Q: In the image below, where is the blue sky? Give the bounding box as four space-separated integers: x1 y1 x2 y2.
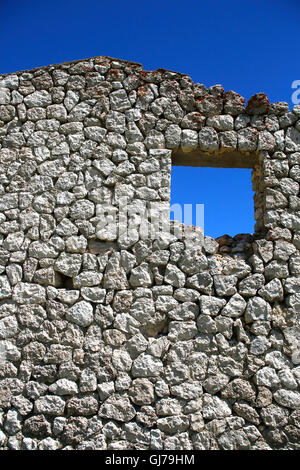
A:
2 0 299 238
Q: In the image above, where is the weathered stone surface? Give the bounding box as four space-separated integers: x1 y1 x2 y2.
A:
202 395 232 420
23 415 51 438
273 390 300 409
164 264 185 287
169 320 198 341
237 128 258 150
224 91 245 115
66 396 99 416
66 301 94 327
200 295 226 316
0 276 12 300
203 373 229 394
0 55 299 451
186 272 213 294
34 396 65 416
221 294 246 318
81 287 106 303
29 241 59 259
112 349 132 371
99 394 136 422
24 90 52 108
129 263 153 287
214 275 237 296
246 93 269 115
165 124 181 148
103 253 128 289
129 379 155 405
256 367 280 388
54 253 82 277
0 316 18 339
70 200 95 220
245 297 271 322
157 415 189 434
238 274 265 297
132 353 164 377
12 282 46 304
265 351 291 370
198 127 219 150
260 404 289 428
233 402 260 425
49 379 79 396
73 271 103 288
170 382 203 400
181 130 198 152
258 278 283 302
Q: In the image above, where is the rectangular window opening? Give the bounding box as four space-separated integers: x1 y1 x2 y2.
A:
170 164 256 241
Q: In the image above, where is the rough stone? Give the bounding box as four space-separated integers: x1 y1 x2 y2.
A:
66 301 94 327
99 394 136 422
0 55 299 451
34 396 65 416
202 395 232 420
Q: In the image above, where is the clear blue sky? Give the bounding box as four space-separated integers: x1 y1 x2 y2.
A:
2 0 299 238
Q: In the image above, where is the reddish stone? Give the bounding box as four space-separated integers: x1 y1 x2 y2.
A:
224 91 246 115
215 234 233 246
246 93 270 115
209 84 224 97
234 233 254 243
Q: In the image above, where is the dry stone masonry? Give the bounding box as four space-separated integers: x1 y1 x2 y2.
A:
0 56 300 450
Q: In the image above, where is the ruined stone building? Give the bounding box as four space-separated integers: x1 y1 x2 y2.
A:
0 56 300 450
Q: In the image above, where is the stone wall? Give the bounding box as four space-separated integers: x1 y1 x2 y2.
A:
0 56 300 450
